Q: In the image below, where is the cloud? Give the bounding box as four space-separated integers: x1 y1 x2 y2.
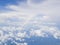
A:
29 26 60 39
16 42 28 45
0 0 60 44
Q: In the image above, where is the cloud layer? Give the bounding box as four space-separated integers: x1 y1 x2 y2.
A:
0 0 60 45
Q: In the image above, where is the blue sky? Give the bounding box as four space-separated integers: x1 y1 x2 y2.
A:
0 0 27 6
0 0 60 45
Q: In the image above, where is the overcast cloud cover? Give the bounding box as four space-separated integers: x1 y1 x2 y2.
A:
0 0 60 45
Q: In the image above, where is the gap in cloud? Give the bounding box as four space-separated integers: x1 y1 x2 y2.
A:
0 0 27 6
0 6 14 13
0 0 27 12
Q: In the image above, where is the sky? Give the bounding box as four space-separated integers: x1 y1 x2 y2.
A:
0 0 60 45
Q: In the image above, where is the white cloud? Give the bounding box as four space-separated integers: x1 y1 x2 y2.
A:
30 29 48 37
29 26 60 39
16 32 27 38
0 0 60 44
16 43 28 45
53 31 60 39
